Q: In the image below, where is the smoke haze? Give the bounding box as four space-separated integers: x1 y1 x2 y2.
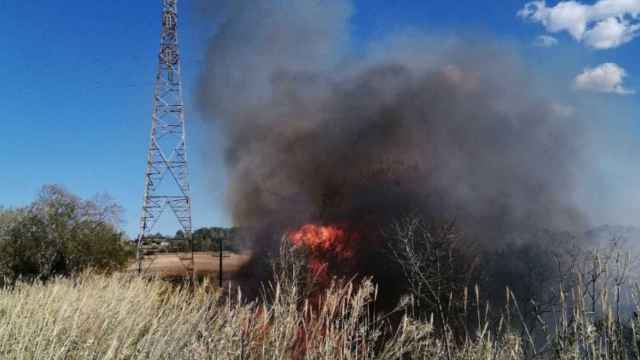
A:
197 0 590 248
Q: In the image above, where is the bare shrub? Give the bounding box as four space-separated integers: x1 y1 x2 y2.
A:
385 215 480 336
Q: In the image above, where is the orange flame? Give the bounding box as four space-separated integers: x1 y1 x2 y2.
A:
287 224 364 358
288 224 360 284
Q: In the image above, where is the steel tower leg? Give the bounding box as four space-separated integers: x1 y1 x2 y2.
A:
137 0 192 275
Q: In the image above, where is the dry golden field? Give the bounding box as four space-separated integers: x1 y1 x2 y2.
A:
127 251 251 281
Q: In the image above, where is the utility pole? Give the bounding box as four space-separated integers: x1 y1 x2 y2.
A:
219 236 223 287
137 0 193 275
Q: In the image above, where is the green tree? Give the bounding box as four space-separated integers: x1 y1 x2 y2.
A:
191 227 238 252
0 185 132 283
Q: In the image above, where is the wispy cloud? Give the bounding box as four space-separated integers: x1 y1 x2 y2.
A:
534 34 559 47
574 63 635 95
519 0 640 49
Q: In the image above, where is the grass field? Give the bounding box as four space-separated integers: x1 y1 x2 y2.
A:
126 251 251 282
2 269 639 359
0 271 484 359
0 249 638 359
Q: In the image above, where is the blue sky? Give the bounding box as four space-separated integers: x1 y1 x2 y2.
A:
1 0 639 236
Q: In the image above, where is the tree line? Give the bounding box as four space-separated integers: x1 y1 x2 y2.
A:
141 227 240 253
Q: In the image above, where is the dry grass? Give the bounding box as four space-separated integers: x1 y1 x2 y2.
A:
0 271 481 359
0 268 639 358
126 251 250 280
0 272 385 359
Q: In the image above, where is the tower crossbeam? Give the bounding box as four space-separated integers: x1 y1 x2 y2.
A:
137 0 192 273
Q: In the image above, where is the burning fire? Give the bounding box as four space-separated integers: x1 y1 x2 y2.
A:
288 224 360 284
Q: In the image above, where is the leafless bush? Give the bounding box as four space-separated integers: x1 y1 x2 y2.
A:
385 215 480 337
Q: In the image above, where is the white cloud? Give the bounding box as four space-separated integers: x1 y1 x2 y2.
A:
583 16 640 48
574 63 635 94
534 34 560 46
519 0 640 49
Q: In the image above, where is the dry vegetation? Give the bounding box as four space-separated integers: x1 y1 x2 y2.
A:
1 246 640 359
127 252 250 280
3 189 640 358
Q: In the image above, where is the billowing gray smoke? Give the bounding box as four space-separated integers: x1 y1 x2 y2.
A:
197 0 588 247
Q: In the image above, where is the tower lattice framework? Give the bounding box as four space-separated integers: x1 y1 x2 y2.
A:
137 0 192 271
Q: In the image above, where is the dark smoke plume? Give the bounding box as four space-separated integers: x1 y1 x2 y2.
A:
198 0 586 233
196 0 594 302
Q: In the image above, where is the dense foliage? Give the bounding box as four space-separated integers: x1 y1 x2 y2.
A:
0 185 133 284
192 227 240 252
142 227 240 253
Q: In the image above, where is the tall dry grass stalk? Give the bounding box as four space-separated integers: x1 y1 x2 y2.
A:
0 267 639 359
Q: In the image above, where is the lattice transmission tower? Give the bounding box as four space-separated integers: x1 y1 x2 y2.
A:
137 0 192 272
